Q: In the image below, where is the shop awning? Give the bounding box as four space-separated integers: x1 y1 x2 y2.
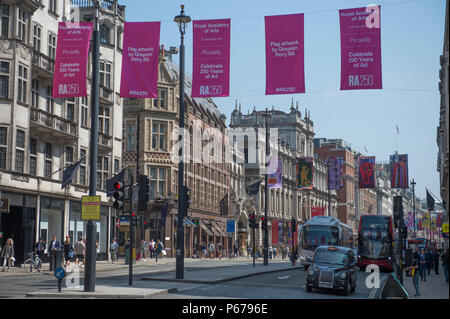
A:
212 221 230 237
199 220 214 236
174 215 195 227
203 220 221 237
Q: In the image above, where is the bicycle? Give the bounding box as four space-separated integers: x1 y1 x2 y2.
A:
24 251 42 273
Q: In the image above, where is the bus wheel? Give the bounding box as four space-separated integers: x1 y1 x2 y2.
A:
306 285 312 292
304 265 309 271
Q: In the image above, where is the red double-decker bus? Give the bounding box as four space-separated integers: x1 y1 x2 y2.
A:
357 215 395 271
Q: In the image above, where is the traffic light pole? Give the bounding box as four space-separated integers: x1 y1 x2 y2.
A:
252 225 256 268
84 1 100 293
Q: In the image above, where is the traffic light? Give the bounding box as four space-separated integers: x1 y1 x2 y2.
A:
291 218 297 233
131 212 137 226
138 175 149 212
249 213 256 228
184 186 191 210
113 181 124 210
261 216 267 230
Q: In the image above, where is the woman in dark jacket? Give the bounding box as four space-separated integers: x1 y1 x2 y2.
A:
63 236 74 267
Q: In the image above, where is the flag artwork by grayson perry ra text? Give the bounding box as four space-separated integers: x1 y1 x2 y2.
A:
265 13 305 95
339 6 382 90
296 157 313 189
52 22 93 98
358 156 376 189
390 154 408 188
192 19 231 97
120 22 160 98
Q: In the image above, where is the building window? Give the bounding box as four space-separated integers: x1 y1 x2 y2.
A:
126 124 136 151
100 24 110 44
0 61 9 99
49 0 57 14
30 138 37 176
148 167 167 199
153 88 167 109
0 127 7 170
46 86 54 113
48 33 56 60
18 9 26 41
44 142 52 178
17 65 28 103
97 156 109 190
151 122 167 151
66 98 75 122
15 130 25 173
66 147 73 164
114 158 120 173
1 5 10 37
79 149 86 185
33 24 41 51
31 79 39 108
98 107 110 134
100 62 111 89
80 96 88 127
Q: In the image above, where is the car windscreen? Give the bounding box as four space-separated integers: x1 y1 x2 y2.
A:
302 225 339 251
359 230 392 259
314 250 347 266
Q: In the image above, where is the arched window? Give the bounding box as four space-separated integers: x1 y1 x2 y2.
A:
100 24 110 44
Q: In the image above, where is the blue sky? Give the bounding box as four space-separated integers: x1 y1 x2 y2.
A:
120 0 446 200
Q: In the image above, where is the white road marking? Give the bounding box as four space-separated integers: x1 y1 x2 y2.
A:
278 276 291 280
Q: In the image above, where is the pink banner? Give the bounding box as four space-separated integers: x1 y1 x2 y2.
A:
340 6 382 90
265 14 305 95
192 19 230 97
120 22 160 98
52 22 93 98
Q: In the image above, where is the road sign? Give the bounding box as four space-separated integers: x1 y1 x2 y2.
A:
227 219 235 233
0 199 10 213
81 196 101 221
54 267 66 279
443 223 449 234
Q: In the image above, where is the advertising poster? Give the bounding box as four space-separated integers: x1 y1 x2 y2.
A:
328 157 344 190
358 156 376 188
268 156 282 188
192 19 230 97
296 157 313 189
52 22 93 98
390 154 409 188
311 207 325 218
265 13 305 95
120 22 160 98
339 6 382 90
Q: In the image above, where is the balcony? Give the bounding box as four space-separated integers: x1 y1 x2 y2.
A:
32 51 55 79
30 108 78 141
70 0 126 19
99 86 114 105
98 132 113 153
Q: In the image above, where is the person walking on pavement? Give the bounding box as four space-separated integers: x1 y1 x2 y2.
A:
74 237 85 267
34 237 46 261
1 238 14 272
419 249 427 281
425 248 433 276
407 251 421 297
233 243 239 259
149 239 155 259
110 238 118 264
48 235 61 271
273 246 277 259
432 248 440 274
442 248 449 284
139 239 146 261
209 242 215 260
63 236 74 268
155 239 163 262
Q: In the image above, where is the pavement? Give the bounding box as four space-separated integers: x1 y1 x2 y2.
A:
402 270 449 299
1 256 302 298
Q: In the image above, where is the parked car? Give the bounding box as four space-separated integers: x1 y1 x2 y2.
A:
306 245 358 296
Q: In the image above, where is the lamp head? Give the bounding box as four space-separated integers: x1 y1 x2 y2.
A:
174 5 191 34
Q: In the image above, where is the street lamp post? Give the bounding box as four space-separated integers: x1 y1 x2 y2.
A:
262 109 270 266
174 5 191 280
84 0 100 292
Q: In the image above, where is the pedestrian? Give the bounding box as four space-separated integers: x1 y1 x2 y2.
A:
202 242 207 259
139 239 146 261
217 242 223 260
290 249 299 266
34 237 46 260
441 248 449 284
246 246 250 258
407 251 421 297
74 237 85 267
1 238 14 272
63 236 74 268
425 248 433 276
233 243 238 259
209 242 215 260
48 235 61 271
110 238 118 264
419 249 427 281
432 248 440 274
273 246 277 259
269 246 273 259
155 239 163 261
149 239 155 259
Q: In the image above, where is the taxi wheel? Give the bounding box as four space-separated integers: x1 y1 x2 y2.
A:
343 280 351 296
304 265 309 270
306 285 312 293
351 280 356 292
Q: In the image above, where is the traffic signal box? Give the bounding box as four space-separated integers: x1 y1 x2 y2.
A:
261 216 267 230
138 175 149 212
113 181 124 210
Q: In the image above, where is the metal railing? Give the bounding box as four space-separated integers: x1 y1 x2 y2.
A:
99 86 114 104
70 0 124 18
98 132 112 148
32 51 55 74
30 108 78 137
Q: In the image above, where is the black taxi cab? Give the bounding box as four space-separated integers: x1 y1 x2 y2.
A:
306 245 357 296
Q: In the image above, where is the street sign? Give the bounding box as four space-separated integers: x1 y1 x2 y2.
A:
443 223 449 234
81 196 101 221
0 198 10 213
54 267 66 279
227 219 235 233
